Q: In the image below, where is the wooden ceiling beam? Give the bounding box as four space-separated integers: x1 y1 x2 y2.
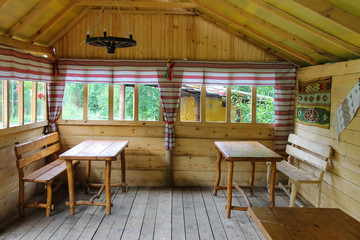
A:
47 6 91 47
191 8 301 65
5 0 50 37
77 0 197 9
253 0 360 56
291 0 360 35
30 0 81 43
90 9 196 15
216 0 342 62
191 1 317 65
0 34 53 55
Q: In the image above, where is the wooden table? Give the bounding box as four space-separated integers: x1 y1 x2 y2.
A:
59 139 128 215
213 141 283 218
248 207 360 240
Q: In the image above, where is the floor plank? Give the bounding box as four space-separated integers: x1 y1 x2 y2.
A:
1 186 301 240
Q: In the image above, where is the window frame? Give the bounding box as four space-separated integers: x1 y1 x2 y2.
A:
58 83 274 127
0 79 47 130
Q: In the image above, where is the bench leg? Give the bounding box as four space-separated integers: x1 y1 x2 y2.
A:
46 183 52 217
266 163 271 192
316 182 323 208
19 179 25 217
289 182 298 207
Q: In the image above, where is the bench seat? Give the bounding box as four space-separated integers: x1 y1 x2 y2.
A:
23 159 79 183
277 161 319 183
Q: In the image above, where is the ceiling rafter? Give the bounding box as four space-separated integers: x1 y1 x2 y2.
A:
215 0 342 62
0 34 52 55
190 1 317 65
253 0 360 57
47 6 91 47
77 0 197 9
30 0 81 43
291 0 360 35
5 0 50 37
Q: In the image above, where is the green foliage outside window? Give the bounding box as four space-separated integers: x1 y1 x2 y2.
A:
256 86 275 124
9 80 19 126
113 85 134 120
62 83 84 120
139 85 159 121
88 84 109 120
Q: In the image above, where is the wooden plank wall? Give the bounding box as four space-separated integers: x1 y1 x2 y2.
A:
57 122 278 188
53 10 279 61
0 124 46 222
295 58 360 221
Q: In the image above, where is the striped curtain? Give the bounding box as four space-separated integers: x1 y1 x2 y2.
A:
0 45 63 132
157 67 183 150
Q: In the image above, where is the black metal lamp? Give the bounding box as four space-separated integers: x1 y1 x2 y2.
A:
85 0 136 54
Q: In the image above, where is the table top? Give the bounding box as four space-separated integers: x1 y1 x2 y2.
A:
214 141 283 162
59 139 129 161
248 207 360 240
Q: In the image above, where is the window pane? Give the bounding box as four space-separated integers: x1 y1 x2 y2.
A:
0 80 3 128
114 85 134 120
37 82 45 121
9 80 19 127
206 85 226 122
24 81 33 124
62 83 84 120
256 86 275 124
88 83 109 120
180 85 200 122
231 86 252 123
139 85 159 121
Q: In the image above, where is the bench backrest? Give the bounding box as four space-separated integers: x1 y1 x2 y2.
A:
286 134 333 171
15 132 61 169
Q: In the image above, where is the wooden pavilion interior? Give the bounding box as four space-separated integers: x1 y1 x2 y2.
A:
0 0 360 239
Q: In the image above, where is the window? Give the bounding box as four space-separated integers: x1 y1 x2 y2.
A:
256 86 275 123
62 83 84 120
180 85 200 122
231 86 252 123
206 85 226 122
88 83 109 120
0 80 47 129
114 84 134 120
138 85 159 121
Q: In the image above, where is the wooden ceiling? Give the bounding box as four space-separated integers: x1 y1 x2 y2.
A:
0 0 360 67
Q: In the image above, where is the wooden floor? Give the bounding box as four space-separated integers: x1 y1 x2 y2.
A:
0 186 303 240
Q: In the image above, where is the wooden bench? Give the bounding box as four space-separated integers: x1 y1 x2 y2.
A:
267 133 333 207
14 132 78 217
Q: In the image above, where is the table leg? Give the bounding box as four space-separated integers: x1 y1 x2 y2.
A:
213 150 222 196
66 160 75 215
270 161 276 207
227 161 234 218
121 150 126 192
105 161 112 215
249 161 255 196
86 161 91 194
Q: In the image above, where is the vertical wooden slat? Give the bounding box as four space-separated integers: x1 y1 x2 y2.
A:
251 86 257 123
109 84 114 121
226 86 231 123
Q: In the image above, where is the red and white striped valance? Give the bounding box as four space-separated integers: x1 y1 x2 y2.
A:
0 45 53 82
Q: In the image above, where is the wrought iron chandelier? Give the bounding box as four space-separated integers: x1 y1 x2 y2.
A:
86 0 136 54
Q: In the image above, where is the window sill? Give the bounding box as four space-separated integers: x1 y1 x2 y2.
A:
0 121 48 136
